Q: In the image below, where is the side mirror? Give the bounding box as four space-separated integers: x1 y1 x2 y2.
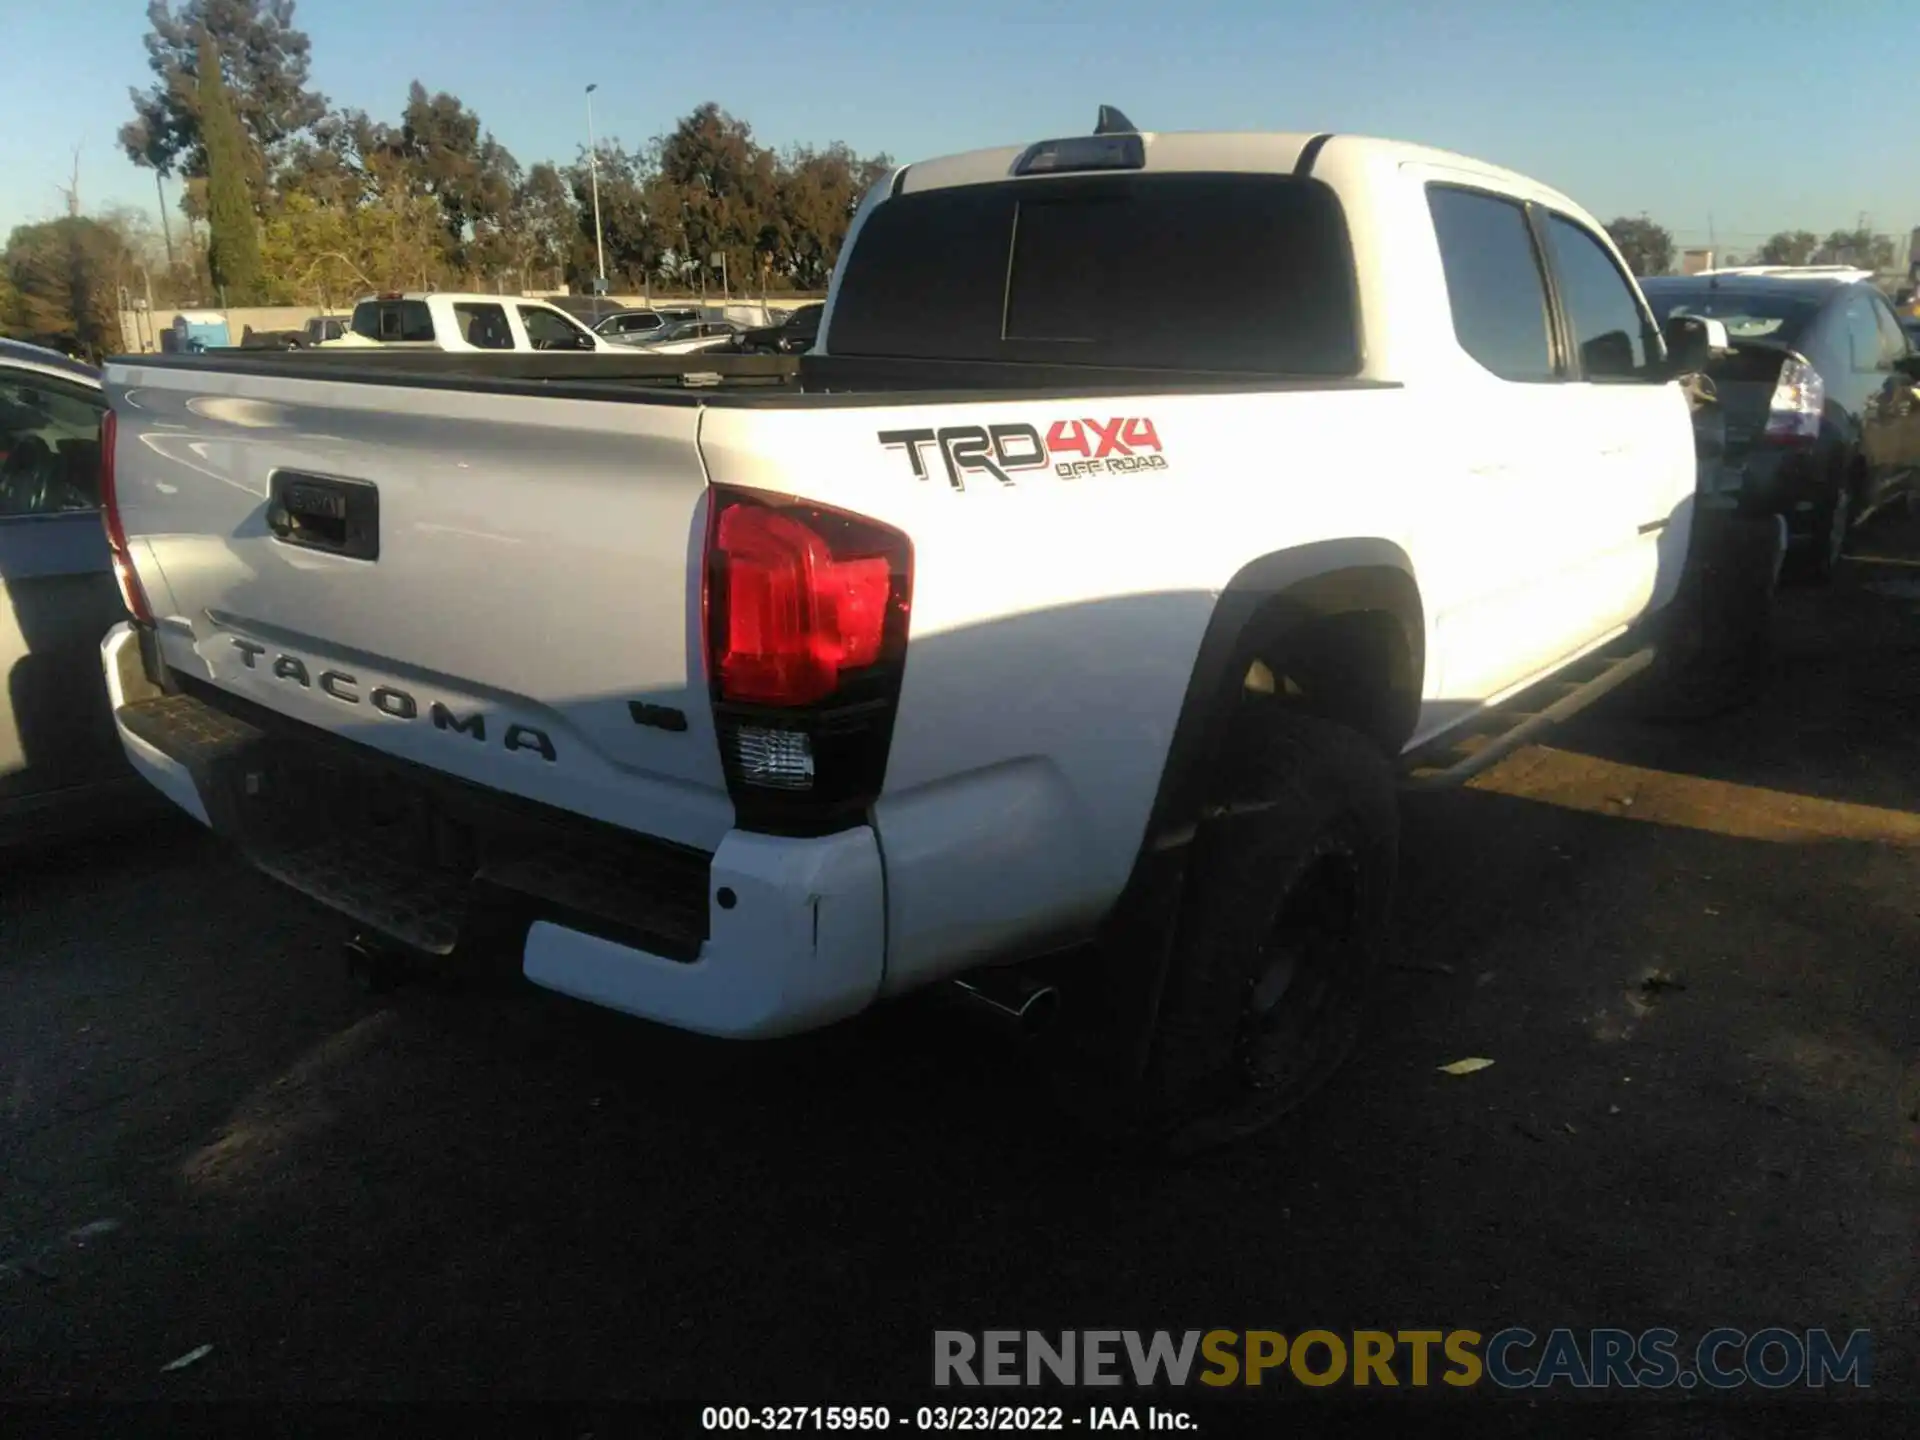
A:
1895 353 1920 384
1662 314 1730 376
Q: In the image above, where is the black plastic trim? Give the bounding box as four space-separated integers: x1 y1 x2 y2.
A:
157 672 713 960
267 470 380 561
1012 132 1146 176
1294 132 1335 176
1425 181 1572 382
107 347 1401 409
1088 552 1426 1078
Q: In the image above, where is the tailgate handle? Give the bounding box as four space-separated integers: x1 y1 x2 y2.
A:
266 471 380 561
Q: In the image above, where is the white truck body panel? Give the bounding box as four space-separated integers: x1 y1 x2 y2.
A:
114 365 734 851
103 129 1701 1036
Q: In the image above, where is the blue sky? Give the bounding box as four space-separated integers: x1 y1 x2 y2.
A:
3 0 1914 251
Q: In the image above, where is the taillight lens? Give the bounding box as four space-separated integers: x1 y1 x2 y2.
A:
97 409 154 623
1762 357 1823 446
712 503 893 704
705 486 912 833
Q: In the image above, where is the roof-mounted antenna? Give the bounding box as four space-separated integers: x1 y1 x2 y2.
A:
1093 105 1137 136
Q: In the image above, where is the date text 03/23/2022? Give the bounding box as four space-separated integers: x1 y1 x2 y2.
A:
701 1405 1192 1432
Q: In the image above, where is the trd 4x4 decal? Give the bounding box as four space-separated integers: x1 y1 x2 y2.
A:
878 418 1167 491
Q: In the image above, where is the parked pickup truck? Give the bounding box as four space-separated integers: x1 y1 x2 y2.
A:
238 314 351 350
319 292 621 352
99 117 1720 1147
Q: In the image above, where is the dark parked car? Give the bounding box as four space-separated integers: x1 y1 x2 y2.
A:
1642 275 1920 579
593 308 667 343
0 340 156 842
734 302 824 354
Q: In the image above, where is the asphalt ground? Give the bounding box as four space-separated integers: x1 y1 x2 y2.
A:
4 513 1920 1432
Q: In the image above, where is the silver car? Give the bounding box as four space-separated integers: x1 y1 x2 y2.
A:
0 339 156 842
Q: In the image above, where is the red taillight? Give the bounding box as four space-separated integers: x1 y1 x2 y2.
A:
704 487 912 831
707 490 907 706
98 409 154 623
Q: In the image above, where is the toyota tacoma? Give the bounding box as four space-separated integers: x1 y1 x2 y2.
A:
98 113 1719 1146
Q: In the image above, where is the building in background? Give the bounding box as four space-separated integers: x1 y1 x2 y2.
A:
1679 248 1717 276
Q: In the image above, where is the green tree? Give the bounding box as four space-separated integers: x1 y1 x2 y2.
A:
654 104 781 294
200 35 263 301
120 0 326 195
2 219 132 360
1603 215 1674 278
1818 228 1895 272
773 143 892 290
258 186 447 303
1759 230 1820 266
561 145 668 290
365 83 522 276
273 109 374 208
510 162 583 290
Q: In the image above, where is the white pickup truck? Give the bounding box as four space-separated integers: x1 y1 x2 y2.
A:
320 292 621 352
99 118 1722 1146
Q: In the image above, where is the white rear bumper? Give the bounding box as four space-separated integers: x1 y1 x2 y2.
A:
522 826 886 1038
101 621 888 1039
103 622 209 826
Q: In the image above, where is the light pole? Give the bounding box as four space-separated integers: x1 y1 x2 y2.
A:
585 83 607 299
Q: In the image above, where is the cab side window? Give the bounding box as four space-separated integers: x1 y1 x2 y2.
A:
1542 215 1657 381
520 306 594 351
453 302 513 350
1427 185 1558 383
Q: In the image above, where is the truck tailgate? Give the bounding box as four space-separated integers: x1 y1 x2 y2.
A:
106 363 732 853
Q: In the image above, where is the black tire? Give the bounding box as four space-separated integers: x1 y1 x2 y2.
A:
1796 464 1857 586
1133 709 1398 1154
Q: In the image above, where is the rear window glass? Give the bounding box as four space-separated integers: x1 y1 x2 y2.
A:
829 174 1360 374
1638 285 1820 343
351 301 434 343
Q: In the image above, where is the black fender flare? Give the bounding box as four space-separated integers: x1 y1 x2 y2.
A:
1144 539 1425 848
1069 541 1425 1081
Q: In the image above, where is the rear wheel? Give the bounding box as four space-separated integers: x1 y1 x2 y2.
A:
1800 464 1859 585
1132 710 1397 1154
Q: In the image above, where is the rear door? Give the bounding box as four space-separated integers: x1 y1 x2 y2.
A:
1536 210 1695 627
0 366 128 811
1415 177 1619 704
